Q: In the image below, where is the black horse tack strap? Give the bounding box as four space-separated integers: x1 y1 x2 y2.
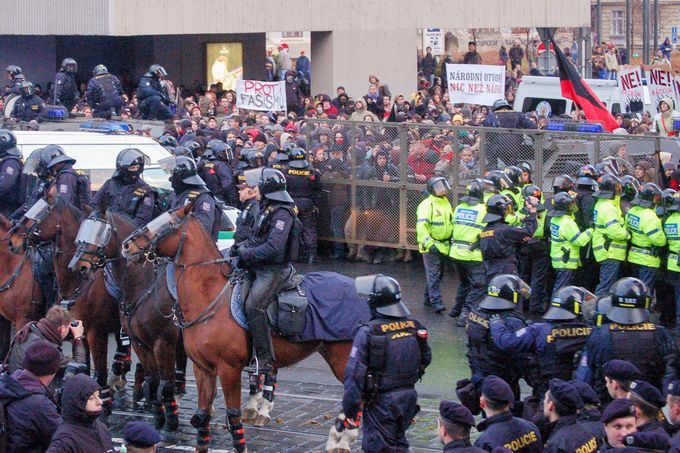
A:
171 278 231 330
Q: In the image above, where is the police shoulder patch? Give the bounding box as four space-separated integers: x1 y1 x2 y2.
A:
59 184 68 194
275 219 285 230
5 166 14 175
515 327 527 337
201 201 211 211
143 196 153 207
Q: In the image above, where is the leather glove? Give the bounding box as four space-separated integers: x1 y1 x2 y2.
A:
489 314 503 326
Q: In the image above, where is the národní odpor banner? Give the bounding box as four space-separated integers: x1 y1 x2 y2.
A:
445 64 505 106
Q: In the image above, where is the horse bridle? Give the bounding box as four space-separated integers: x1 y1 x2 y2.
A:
124 210 187 264
70 211 121 272
7 198 53 247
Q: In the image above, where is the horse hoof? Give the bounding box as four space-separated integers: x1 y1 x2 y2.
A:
242 407 258 423
253 414 271 427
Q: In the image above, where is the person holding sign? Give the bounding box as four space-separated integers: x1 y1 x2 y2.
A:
652 97 680 137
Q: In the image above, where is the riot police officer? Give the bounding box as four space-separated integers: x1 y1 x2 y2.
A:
580 277 678 402
51 58 79 113
502 166 524 211
137 64 173 121
518 184 550 314
482 99 536 169
165 155 219 240
199 140 237 207
12 82 45 122
466 274 531 400
86 64 124 119
235 169 299 375
480 194 538 281
340 274 431 452
91 148 155 227
573 165 599 292
664 194 680 333
285 147 322 264
158 134 178 153
5 65 23 95
44 146 90 210
231 168 262 246
417 176 454 314
0 130 24 217
542 379 597 452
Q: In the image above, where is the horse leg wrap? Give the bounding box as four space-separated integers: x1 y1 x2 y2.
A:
100 386 112 417
262 373 277 403
144 377 165 429
191 409 211 448
227 408 247 453
175 369 186 394
158 380 179 431
112 350 131 377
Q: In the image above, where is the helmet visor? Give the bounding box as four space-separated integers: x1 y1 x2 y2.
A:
518 279 532 300
244 168 264 187
497 174 512 190
75 219 112 247
431 179 451 197
355 275 379 297
158 156 177 174
23 149 42 175
145 212 174 236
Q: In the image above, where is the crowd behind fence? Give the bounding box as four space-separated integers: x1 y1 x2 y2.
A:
303 118 680 251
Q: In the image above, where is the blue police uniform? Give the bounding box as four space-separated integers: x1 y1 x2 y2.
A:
480 215 537 281
137 75 172 121
86 73 124 118
199 160 237 207
48 164 90 209
8 77 22 95
671 430 680 451
285 164 322 262
232 198 259 245
52 72 79 113
171 187 218 241
574 187 598 291
577 408 606 441
12 94 44 122
91 177 155 227
543 414 598 453
0 155 23 216
342 317 431 452
443 440 486 452
474 412 542 452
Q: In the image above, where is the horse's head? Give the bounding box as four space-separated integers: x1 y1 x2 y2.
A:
122 203 193 264
8 187 61 253
68 204 117 278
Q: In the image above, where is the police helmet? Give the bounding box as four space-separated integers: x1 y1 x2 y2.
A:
667 192 680 212
521 184 542 201
5 65 21 77
148 64 168 78
483 194 513 223
633 182 662 208
288 147 309 169
593 174 622 199
0 130 20 158
593 296 612 326
92 64 109 77
19 81 34 97
42 145 75 171
461 178 494 206
211 141 234 162
548 191 576 217
487 170 513 191
594 161 619 179
158 134 178 149
171 155 205 186
258 168 293 203
183 140 203 159
427 176 451 197
172 146 195 159
60 58 77 73
479 274 531 310
245 149 265 169
553 174 575 194
275 150 290 164
281 142 296 153
504 166 523 186
517 161 532 176
545 286 595 321
607 277 650 325
620 175 641 202
204 139 223 160
355 274 410 318
113 148 148 179
576 165 599 187
492 99 511 112
658 188 677 216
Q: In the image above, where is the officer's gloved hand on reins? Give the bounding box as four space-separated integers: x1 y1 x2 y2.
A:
489 314 503 326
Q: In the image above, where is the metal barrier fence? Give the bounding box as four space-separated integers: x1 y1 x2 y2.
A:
303 118 680 251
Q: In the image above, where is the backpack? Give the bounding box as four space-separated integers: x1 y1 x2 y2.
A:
0 373 35 453
74 170 92 207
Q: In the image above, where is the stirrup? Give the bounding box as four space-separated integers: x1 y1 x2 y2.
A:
243 356 273 375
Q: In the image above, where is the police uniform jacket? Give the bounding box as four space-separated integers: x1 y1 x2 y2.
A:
233 198 259 245
171 187 218 241
474 412 542 453
543 415 598 453
637 419 671 440
575 188 596 230
200 159 236 206
12 94 45 122
91 177 155 227
53 72 79 106
239 202 295 266
670 429 680 452
0 155 22 215
443 439 486 452
48 164 87 209
137 76 164 102
285 165 322 213
577 408 606 441
479 215 537 272
86 74 123 107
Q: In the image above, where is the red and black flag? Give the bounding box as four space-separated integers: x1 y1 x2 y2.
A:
550 34 619 132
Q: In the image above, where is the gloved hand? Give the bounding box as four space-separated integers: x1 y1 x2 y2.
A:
489 314 503 326
428 244 439 255
229 244 239 257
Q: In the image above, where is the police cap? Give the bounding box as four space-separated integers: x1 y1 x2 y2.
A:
123 420 160 448
568 380 600 407
629 380 665 409
667 380 680 397
438 400 475 428
604 359 641 382
548 378 583 414
481 375 514 405
600 398 636 424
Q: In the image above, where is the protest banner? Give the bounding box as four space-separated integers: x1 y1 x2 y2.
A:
646 65 678 108
445 64 505 106
236 80 286 111
617 65 645 114
423 29 445 55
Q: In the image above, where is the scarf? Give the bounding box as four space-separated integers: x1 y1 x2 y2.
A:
15 318 63 346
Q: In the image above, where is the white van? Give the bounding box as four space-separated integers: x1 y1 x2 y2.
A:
514 75 654 117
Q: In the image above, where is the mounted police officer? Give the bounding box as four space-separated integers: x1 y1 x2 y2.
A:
86 64 124 119
580 277 678 402
165 155 219 241
51 58 79 114
137 64 173 121
338 274 431 452
231 168 262 246
5 65 23 95
0 130 24 217
12 81 45 122
234 169 300 376
199 140 237 207
44 146 90 210
285 147 322 264
91 148 155 227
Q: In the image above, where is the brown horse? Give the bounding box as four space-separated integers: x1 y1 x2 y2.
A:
70 205 185 434
7 194 131 410
0 214 42 358
122 204 354 453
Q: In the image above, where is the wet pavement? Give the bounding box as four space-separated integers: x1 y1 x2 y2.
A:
104 255 475 452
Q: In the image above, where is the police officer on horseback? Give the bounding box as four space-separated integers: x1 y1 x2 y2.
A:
336 274 431 452
91 148 155 227
86 64 124 119
234 169 300 376
0 130 24 217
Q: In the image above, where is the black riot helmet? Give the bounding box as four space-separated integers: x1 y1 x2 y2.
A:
0 129 20 158
204 139 222 160
487 170 513 191
576 164 598 187
258 168 293 203
213 142 234 162
482 194 513 223
479 274 531 310
633 182 662 208
553 174 575 194
607 277 650 325
620 175 641 202
113 148 148 180
20 81 34 97
246 149 265 169
148 64 168 79
492 99 511 112
521 184 542 201
658 188 677 216
158 134 178 149
169 155 205 186
5 65 21 77
665 191 680 212
517 161 532 177
92 64 109 77
183 140 203 159
172 146 195 159
288 147 309 169
504 166 523 186
427 176 451 197
545 286 595 321
60 58 77 73
355 274 410 318
461 178 494 206
548 191 576 217
42 145 75 173
593 174 623 199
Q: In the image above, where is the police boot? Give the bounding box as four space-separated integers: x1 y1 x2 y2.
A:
244 324 275 375
456 307 470 327
449 298 464 318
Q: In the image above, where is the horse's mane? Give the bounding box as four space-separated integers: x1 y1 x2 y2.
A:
54 198 85 223
186 213 223 258
0 213 11 233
